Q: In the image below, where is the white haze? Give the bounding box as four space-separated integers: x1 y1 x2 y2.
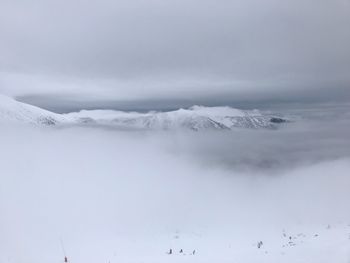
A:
1 114 350 263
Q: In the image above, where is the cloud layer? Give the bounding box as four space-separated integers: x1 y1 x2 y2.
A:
1 116 350 262
1 0 350 101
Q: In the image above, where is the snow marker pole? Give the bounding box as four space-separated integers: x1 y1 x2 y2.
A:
60 238 68 262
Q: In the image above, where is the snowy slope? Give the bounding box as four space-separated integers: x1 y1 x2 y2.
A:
0 94 66 125
0 94 286 129
65 105 286 130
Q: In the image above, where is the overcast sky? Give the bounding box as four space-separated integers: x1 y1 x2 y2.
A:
0 0 350 106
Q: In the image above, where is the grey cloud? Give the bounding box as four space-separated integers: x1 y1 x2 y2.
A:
158 105 350 172
0 0 350 101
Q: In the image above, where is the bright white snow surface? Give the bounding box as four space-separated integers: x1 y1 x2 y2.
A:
0 94 284 130
1 95 350 263
0 94 66 125
65 106 279 130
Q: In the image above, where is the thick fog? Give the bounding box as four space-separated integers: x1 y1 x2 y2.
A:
1 109 350 262
168 119 350 172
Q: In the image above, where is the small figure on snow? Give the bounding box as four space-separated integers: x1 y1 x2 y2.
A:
168 249 173 255
192 250 196 255
257 241 263 249
179 249 183 253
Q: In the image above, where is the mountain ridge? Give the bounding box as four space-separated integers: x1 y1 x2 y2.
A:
65 105 287 130
0 94 287 130
0 94 66 125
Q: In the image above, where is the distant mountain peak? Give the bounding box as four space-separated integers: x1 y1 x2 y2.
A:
65 105 287 130
0 94 287 130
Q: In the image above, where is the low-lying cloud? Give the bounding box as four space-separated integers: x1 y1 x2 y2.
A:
1 109 350 262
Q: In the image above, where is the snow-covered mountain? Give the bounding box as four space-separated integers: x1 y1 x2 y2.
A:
0 94 66 125
65 105 287 130
0 94 286 129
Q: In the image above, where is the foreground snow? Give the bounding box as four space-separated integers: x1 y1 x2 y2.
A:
104 223 350 263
